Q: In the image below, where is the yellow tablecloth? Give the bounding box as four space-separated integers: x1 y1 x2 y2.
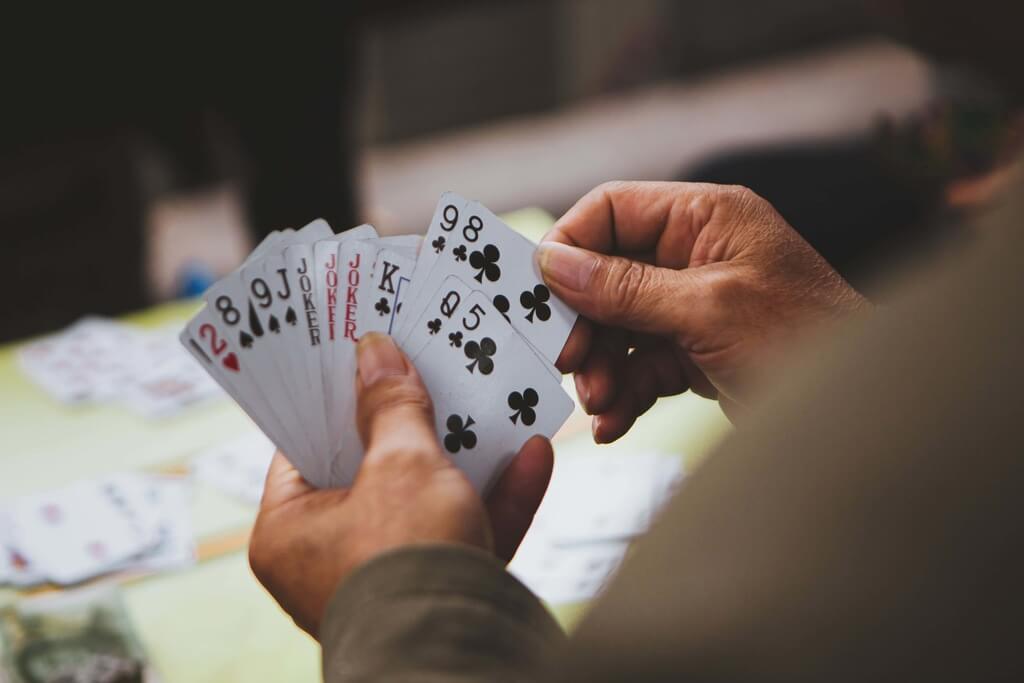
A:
0 209 731 682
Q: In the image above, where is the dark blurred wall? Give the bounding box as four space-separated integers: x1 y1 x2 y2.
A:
361 0 874 143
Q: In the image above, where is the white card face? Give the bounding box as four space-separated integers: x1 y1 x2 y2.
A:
394 191 470 340
397 274 559 382
245 244 327 468
179 304 304 482
0 509 45 587
192 431 276 505
103 473 195 573
18 318 147 404
117 332 223 418
412 285 573 492
8 480 156 585
508 535 628 605
357 247 417 337
399 193 577 364
203 272 321 481
324 239 381 487
539 453 685 543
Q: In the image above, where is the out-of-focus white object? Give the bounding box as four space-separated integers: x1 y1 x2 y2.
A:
191 431 277 505
17 317 223 416
509 451 684 605
0 473 196 587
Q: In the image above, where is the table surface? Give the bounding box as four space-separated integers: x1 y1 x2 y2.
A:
0 208 732 683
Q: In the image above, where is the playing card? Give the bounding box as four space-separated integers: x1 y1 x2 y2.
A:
7 479 157 585
182 196 580 496
179 307 302 474
357 245 417 337
191 431 276 505
508 534 628 605
202 269 323 482
398 192 576 364
243 246 331 470
540 452 685 543
395 191 470 335
0 508 45 587
105 473 195 573
410 283 573 492
118 331 223 418
18 318 148 405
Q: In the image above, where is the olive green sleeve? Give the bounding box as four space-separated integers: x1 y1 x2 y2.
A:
321 544 565 682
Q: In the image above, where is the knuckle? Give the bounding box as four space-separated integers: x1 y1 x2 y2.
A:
363 377 432 418
595 179 632 197
606 259 654 320
725 184 771 216
364 443 443 483
707 271 747 310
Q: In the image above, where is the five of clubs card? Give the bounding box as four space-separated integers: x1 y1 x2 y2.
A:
181 192 576 492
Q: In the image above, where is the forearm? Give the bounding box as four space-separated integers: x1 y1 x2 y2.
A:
321 544 565 682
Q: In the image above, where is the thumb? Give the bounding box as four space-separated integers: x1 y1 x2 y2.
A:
536 242 711 336
354 333 445 471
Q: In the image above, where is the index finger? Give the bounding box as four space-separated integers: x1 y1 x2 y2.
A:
260 450 315 509
544 181 728 269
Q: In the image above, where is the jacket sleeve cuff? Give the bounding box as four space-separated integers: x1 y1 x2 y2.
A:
320 543 564 682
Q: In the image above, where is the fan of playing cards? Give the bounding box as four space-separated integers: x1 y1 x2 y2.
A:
180 192 577 492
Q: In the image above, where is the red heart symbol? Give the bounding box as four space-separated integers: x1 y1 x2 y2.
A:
222 353 239 372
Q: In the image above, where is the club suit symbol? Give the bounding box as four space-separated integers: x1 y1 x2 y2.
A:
507 388 538 426
375 297 391 316
427 318 442 335
432 236 446 253
493 295 511 322
452 244 468 262
449 331 463 347
469 244 501 283
464 337 496 375
520 285 551 323
444 414 477 453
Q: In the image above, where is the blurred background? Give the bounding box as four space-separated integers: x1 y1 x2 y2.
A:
4 0 1020 342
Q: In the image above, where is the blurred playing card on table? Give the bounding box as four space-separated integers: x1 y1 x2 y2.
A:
508 451 685 604
6 480 156 586
508 530 629 605
103 474 195 574
540 452 685 543
0 584 159 683
17 318 144 405
191 432 276 505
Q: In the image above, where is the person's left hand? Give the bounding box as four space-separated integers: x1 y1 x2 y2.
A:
248 333 554 638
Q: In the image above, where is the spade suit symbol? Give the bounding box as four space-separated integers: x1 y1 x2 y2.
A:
285 307 297 325
247 302 264 337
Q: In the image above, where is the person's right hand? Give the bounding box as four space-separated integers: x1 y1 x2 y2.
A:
538 181 869 435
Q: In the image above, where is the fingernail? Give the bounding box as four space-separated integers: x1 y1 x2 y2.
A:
357 333 406 386
537 242 598 292
574 374 591 412
592 415 605 444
